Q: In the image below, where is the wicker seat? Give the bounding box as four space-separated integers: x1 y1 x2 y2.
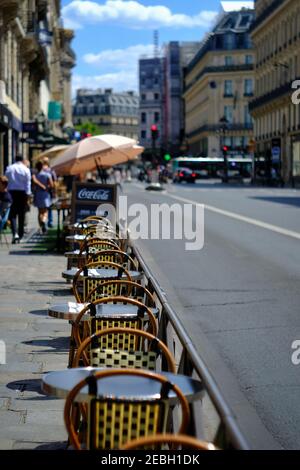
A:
121 433 218 450
64 369 190 450
72 261 132 303
66 240 121 269
70 296 155 368
86 250 138 271
86 280 156 305
73 327 175 372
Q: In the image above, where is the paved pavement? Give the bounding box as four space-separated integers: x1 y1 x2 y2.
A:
0 210 72 449
124 180 300 450
1 182 300 450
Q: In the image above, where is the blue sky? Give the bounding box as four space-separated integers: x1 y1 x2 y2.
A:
60 1 251 94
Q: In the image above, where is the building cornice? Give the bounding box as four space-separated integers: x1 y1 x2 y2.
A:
250 0 292 36
185 64 254 94
186 123 254 139
249 82 292 113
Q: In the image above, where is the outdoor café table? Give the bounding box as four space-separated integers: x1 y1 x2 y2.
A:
42 367 203 405
69 215 110 234
62 267 143 282
66 234 116 244
48 302 159 321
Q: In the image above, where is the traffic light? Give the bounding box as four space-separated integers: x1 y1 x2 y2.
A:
151 125 158 141
222 145 229 158
164 153 171 162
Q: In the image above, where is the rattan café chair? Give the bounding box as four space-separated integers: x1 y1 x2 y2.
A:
121 433 218 450
85 280 156 306
64 369 190 450
86 250 137 271
73 327 175 372
66 240 121 270
72 261 132 303
72 296 157 359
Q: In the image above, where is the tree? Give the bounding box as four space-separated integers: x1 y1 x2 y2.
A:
74 122 103 136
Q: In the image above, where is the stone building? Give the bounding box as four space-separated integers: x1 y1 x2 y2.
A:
164 41 201 156
139 57 165 154
73 88 139 140
249 0 300 185
0 0 75 172
184 8 255 158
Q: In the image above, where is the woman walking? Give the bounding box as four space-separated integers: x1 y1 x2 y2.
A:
32 161 53 234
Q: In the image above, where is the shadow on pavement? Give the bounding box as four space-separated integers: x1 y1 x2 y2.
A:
6 378 45 394
34 441 67 450
28 309 48 316
22 337 69 353
250 196 300 208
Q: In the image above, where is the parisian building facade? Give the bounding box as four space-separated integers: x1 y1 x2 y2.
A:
73 88 139 140
164 41 201 156
0 0 75 173
184 8 255 158
249 0 300 185
139 56 165 155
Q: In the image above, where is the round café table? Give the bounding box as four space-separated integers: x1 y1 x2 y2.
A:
48 302 159 321
62 267 143 282
42 367 203 405
66 233 117 244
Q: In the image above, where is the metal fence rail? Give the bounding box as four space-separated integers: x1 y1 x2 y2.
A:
130 240 250 450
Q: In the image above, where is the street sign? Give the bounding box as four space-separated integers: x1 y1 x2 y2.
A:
22 122 38 134
48 101 62 121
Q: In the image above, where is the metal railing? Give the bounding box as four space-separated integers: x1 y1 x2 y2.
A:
128 240 250 449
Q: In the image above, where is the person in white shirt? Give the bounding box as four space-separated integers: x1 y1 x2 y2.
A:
5 155 31 243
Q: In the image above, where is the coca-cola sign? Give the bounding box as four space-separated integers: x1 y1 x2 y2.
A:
72 183 117 223
77 188 112 201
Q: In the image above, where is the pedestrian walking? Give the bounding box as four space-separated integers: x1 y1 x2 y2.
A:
113 168 122 191
32 161 53 234
42 157 57 228
5 155 31 243
0 176 12 225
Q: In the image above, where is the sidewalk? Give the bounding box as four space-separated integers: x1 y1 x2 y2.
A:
0 209 72 449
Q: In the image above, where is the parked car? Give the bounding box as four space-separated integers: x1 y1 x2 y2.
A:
173 168 197 183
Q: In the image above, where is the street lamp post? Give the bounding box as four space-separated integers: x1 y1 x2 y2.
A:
219 116 229 183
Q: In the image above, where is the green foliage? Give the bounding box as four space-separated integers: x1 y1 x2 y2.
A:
75 122 103 136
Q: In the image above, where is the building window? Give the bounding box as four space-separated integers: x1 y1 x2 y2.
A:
224 80 233 97
224 105 233 123
244 79 253 96
244 105 252 125
154 112 160 122
225 56 233 66
141 112 146 123
154 93 160 100
141 130 146 139
141 94 146 101
245 55 253 65
224 33 235 50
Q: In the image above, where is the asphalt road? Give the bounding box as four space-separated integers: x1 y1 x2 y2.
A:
124 180 300 450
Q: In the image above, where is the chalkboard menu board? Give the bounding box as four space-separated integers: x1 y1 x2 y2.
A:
71 182 117 223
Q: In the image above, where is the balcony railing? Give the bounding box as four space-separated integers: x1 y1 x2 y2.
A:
187 123 254 138
249 82 292 111
185 64 254 93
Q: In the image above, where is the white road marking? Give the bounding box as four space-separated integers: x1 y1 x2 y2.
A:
163 192 300 241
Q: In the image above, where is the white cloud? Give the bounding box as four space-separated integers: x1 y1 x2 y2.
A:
74 44 153 95
83 44 154 71
72 70 138 95
62 0 218 30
